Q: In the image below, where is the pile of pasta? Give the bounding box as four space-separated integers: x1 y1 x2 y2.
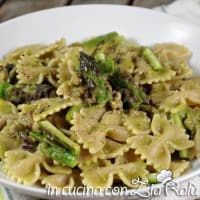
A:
0 32 199 190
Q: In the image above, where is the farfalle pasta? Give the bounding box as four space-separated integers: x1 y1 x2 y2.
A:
127 114 194 171
81 150 148 189
170 160 190 178
35 38 66 61
0 32 199 190
71 108 129 158
3 44 46 65
57 46 82 84
16 54 48 84
3 150 43 185
134 64 176 85
18 98 74 122
123 109 151 135
41 174 75 189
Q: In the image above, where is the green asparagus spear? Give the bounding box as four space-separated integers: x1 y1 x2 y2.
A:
39 142 78 168
0 83 10 98
72 32 128 55
179 150 188 159
109 70 149 110
30 131 78 167
170 104 190 159
66 105 82 124
29 131 54 146
142 47 163 71
39 120 80 155
171 113 184 128
80 52 112 104
148 173 159 184
95 53 115 74
83 32 119 48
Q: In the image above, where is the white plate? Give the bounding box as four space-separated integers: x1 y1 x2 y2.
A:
0 5 200 199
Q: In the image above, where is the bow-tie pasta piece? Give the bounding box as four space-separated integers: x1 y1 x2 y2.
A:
18 98 73 122
0 118 28 138
123 109 151 135
41 160 72 175
81 165 114 189
150 82 176 106
117 161 148 188
97 138 129 159
114 46 139 74
0 135 21 159
183 90 200 106
95 112 129 158
159 91 183 112
3 150 43 185
41 39 67 86
78 122 121 156
164 60 192 80
35 39 66 62
127 135 166 168
16 54 48 84
194 129 200 158
152 43 192 79
151 113 169 135
170 160 190 178
46 56 63 87
0 62 8 83
56 47 83 101
115 150 148 188
101 110 129 142
81 150 148 189
3 44 46 65
77 148 99 169
153 43 191 62
134 61 175 85
34 39 67 85
0 99 17 115
127 114 194 170
0 100 37 139
183 107 200 158
160 90 200 112
0 100 33 137
180 77 200 91
70 105 106 153
56 81 84 103
39 158 74 189
41 174 75 189
115 149 139 165
41 167 81 189
71 108 129 157
0 100 19 137
57 47 82 84
83 123 108 154
151 113 194 153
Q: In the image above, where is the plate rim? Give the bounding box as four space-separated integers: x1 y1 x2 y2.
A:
0 4 200 198
1 4 200 32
